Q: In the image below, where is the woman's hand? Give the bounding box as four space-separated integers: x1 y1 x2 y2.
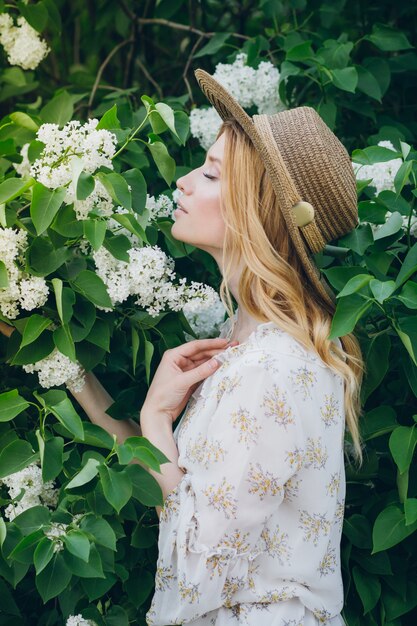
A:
140 337 238 425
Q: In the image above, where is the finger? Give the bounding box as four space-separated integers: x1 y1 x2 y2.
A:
170 337 230 359
176 344 238 367
182 355 222 388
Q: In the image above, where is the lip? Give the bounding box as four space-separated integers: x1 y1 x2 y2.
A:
177 201 188 214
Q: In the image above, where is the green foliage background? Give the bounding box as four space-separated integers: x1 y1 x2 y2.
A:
0 1 417 625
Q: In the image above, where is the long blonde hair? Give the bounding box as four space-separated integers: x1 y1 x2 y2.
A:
217 119 366 467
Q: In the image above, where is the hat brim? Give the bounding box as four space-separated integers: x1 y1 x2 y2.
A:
194 68 336 312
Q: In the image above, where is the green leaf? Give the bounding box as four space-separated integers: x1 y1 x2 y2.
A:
97 104 120 130
328 294 373 339
389 425 417 474
0 439 38 479
286 40 314 61
30 183 66 235
76 171 95 201
17 0 48 32
369 279 396 303
393 317 417 366
53 324 76 362
125 463 164 507
80 515 116 551
331 67 358 93
122 168 147 215
404 498 417 526
96 171 131 210
0 177 34 204
85 318 110 351
28 238 71 277
365 24 413 52
63 542 104 578
338 224 374 254
35 552 72 603
154 103 179 140
396 242 417 288
98 465 132 514
20 314 52 349
0 517 6 549
193 32 231 58
173 110 189 146
40 91 74 126
360 405 397 441
83 219 107 251
352 566 381 615
63 530 90 562
372 505 417 552
352 145 400 166
0 389 29 422
394 160 413 196
11 329 54 365
111 212 147 243
66 457 101 489
9 111 39 132
103 233 131 262
356 65 382 102
397 281 417 309
44 394 84 440
343 514 372 548
0 260 9 288
12 505 50 535
72 270 113 309
40 435 64 482
34 537 55 574
336 274 373 298
147 137 176 186
144 337 154 385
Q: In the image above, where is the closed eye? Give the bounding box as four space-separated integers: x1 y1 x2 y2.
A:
203 172 216 180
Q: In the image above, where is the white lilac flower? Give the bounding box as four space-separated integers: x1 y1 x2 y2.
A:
30 119 117 203
93 244 219 317
0 227 49 320
18 276 49 311
0 13 50 70
190 52 284 148
183 296 227 339
66 615 97 626
145 193 174 220
1 462 59 521
22 348 85 392
45 521 68 552
13 142 31 177
73 179 113 221
189 106 223 151
353 140 403 195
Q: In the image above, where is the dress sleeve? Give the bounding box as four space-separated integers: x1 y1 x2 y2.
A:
146 359 306 625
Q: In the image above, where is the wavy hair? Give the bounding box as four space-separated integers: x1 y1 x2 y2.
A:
216 119 366 467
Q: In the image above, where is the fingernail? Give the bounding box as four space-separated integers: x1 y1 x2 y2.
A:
209 358 219 369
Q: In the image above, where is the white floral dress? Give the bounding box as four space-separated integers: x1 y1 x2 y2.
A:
146 313 348 626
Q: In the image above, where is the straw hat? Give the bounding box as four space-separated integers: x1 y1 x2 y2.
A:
194 68 358 313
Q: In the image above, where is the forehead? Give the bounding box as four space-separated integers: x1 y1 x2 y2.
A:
207 133 226 162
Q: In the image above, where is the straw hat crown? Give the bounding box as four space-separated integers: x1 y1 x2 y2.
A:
194 67 359 309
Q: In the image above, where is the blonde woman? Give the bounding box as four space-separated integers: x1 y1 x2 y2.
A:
1 68 365 625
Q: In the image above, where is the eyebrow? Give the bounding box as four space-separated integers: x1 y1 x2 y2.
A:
207 153 222 165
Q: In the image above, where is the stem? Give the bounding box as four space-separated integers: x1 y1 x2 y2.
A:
112 115 150 159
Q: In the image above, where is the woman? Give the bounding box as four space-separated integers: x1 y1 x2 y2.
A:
78 70 365 625
1 68 365 625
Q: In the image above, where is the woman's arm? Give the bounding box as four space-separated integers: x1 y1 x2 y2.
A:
0 321 142 440
68 371 142 441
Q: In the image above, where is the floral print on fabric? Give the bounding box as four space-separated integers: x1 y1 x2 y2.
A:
146 315 347 626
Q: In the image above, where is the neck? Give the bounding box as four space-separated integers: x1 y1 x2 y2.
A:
214 253 265 341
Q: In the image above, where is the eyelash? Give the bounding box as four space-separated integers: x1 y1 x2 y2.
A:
203 172 216 180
